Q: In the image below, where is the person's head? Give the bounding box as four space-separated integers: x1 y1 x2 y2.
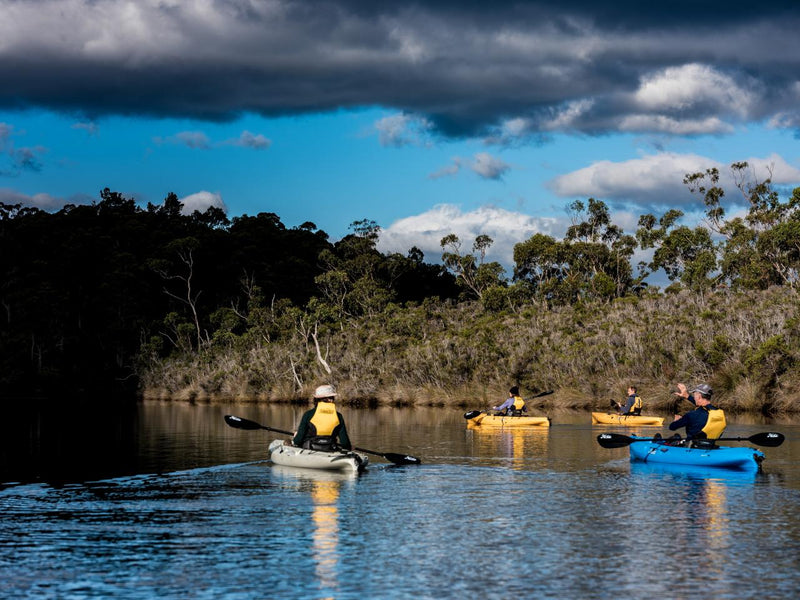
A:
509 385 519 396
313 384 337 402
690 383 712 405
628 385 637 394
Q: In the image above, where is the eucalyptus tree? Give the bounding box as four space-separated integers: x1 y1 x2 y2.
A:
562 198 637 301
440 233 506 300
637 210 717 292
683 161 800 290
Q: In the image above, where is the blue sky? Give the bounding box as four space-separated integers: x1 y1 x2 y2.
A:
2 1 800 272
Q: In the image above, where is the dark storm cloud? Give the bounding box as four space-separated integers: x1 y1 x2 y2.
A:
2 1 799 137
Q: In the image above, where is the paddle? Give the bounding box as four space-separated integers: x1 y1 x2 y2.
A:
464 390 554 419
224 415 421 465
597 431 785 449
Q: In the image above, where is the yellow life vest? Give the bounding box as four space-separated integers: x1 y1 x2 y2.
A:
309 402 341 436
632 395 642 411
701 407 726 440
512 395 525 411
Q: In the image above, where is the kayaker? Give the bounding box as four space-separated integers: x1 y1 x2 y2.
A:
492 386 527 416
292 384 353 451
668 383 727 442
614 385 642 415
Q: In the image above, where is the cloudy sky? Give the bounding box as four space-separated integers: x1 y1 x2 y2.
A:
2 0 800 269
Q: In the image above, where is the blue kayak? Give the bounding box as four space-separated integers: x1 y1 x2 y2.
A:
628 436 764 471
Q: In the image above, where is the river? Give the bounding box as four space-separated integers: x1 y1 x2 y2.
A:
2 401 799 599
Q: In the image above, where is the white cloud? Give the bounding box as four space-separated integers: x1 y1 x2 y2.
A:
377 204 562 267
229 130 271 149
634 63 758 117
619 114 733 135
428 157 461 179
470 152 511 180
154 131 211 149
736 153 800 185
373 113 431 147
541 99 595 131
549 153 709 204
549 152 800 208
175 131 210 149
179 191 226 215
0 188 91 210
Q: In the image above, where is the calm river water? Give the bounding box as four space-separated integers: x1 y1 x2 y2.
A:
2 401 799 599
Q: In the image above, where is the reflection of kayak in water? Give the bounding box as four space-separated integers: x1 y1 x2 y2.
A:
629 460 758 482
269 464 359 483
464 410 550 428
591 412 664 426
268 439 368 473
628 435 764 471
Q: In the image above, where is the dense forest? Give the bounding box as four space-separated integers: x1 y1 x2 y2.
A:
2 162 799 413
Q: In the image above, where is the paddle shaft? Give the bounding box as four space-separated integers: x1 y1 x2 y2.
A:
597 431 784 448
224 415 421 465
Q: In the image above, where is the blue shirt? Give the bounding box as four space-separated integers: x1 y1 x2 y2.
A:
494 397 514 411
669 405 716 438
620 393 637 414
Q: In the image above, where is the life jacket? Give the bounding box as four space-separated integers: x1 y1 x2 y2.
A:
507 395 526 416
700 406 726 440
302 402 342 451
631 395 642 415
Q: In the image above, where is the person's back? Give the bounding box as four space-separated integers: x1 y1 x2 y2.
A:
293 384 352 450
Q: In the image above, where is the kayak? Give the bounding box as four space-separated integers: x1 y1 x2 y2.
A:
466 413 550 428
628 435 764 471
591 412 664 426
268 439 369 473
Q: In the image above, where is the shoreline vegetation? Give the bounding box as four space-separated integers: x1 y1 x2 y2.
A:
141 286 800 416
3 165 800 414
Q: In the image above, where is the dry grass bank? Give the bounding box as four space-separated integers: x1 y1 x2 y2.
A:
140 287 800 415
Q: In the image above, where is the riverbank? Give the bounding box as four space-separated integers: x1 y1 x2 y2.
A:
140 286 800 415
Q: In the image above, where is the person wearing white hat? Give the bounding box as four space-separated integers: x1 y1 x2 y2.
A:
668 382 727 442
292 384 352 451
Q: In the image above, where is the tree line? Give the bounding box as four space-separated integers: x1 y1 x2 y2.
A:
1 161 798 404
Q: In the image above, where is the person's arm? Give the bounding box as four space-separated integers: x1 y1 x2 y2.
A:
668 414 688 431
336 413 352 450
292 411 313 446
493 398 513 411
620 396 635 414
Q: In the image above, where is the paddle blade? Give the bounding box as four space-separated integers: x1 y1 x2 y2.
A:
597 433 635 448
464 410 483 420
750 432 785 447
224 415 265 430
383 452 422 466
532 390 554 399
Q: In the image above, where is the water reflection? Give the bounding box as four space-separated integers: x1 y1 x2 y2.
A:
270 466 355 599
466 427 549 469
629 459 752 590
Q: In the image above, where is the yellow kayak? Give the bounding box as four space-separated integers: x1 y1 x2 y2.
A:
591 412 664 426
464 411 550 428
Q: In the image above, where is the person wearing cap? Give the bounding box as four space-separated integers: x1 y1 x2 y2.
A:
292 384 352 451
492 386 527 416
668 382 727 441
